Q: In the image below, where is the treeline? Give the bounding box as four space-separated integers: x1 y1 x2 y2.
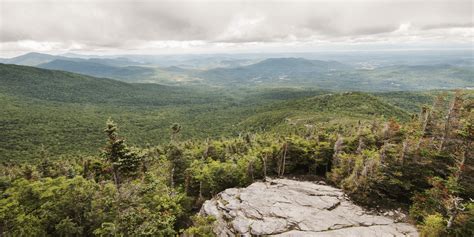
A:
0 92 472 236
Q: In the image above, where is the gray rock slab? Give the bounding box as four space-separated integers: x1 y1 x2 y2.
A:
200 178 418 236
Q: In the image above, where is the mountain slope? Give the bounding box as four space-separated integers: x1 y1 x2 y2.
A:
237 91 411 131
0 64 417 160
38 59 155 81
0 63 135 103
0 63 222 105
1 52 68 66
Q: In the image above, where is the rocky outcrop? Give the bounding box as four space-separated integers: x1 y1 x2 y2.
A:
200 179 418 236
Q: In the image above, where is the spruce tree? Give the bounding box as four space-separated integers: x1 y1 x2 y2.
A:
103 118 142 187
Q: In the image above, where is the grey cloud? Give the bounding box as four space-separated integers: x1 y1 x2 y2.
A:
352 26 401 36
0 0 472 53
421 22 474 30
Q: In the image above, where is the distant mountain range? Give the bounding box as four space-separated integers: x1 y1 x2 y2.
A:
197 58 352 84
0 52 182 82
0 52 144 67
0 52 64 66
1 52 472 91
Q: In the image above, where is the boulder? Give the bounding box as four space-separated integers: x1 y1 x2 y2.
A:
200 179 418 236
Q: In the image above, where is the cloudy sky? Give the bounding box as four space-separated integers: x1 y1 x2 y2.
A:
0 0 472 57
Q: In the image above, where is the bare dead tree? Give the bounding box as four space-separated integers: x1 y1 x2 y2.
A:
261 153 268 182
356 136 365 154
446 196 465 229
439 92 463 152
280 142 288 177
400 141 408 165
333 134 344 165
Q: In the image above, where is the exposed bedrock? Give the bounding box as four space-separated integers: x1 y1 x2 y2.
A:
200 179 418 236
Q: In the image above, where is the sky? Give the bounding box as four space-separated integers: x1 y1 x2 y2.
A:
0 0 473 57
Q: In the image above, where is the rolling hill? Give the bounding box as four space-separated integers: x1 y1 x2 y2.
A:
1 52 145 67
195 58 473 90
355 64 474 91
0 64 420 160
0 52 67 66
198 58 351 85
38 59 156 81
0 63 224 105
3 53 472 90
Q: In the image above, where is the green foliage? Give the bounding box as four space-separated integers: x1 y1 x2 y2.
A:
183 215 216 236
1 97 473 235
0 176 101 236
102 118 143 184
419 214 446 237
0 173 182 236
451 203 474 237
0 79 422 161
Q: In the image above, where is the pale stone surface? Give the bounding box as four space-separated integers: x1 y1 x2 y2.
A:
200 179 418 236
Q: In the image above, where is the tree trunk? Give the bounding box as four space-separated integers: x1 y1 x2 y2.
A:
170 167 175 189
198 180 204 201
356 137 364 154
447 211 457 229
400 141 408 165
112 165 121 189
262 154 267 182
439 97 457 152
247 160 254 182
380 142 388 163
281 143 288 177
446 196 463 229
416 103 435 151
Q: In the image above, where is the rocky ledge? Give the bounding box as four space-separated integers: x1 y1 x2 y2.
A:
200 179 418 236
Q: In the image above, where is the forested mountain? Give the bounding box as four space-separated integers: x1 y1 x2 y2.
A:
198 58 351 84
0 52 144 67
0 63 420 161
0 52 67 66
2 53 472 90
38 59 156 81
357 64 474 91
195 58 473 90
0 63 219 105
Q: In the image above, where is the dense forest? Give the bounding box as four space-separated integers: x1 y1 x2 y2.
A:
1 63 428 161
1 87 472 236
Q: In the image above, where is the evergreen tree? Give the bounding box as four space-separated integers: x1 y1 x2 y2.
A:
102 118 142 187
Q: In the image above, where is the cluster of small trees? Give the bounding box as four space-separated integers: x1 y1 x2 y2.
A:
328 91 473 236
0 92 472 236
